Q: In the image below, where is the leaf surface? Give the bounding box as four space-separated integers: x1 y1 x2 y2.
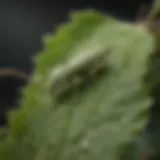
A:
0 10 154 160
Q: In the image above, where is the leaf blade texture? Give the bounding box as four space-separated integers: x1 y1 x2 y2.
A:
0 10 154 160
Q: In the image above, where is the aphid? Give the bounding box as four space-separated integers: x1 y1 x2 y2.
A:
47 46 110 101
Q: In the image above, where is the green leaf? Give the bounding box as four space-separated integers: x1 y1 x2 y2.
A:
0 10 154 160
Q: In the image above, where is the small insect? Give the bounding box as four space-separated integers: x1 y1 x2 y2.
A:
47 46 111 101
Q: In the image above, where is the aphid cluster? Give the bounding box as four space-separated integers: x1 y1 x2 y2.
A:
48 46 110 101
